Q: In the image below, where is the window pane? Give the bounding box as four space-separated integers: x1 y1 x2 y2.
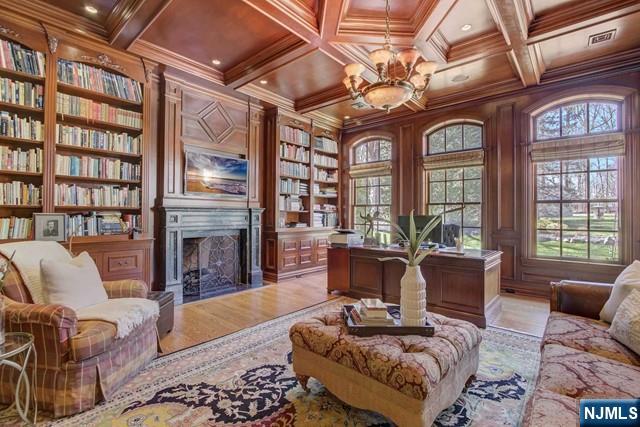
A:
463 125 482 149
538 161 561 174
536 108 560 140
589 170 617 200
355 177 368 187
446 168 463 180
537 203 560 229
463 228 482 249
429 182 445 203
354 207 367 221
589 102 618 133
368 176 379 186
367 186 379 204
355 144 367 163
537 174 560 200
590 232 618 261
464 166 482 179
464 179 482 203
355 187 367 204
367 141 379 162
379 175 391 185
590 202 618 231
379 141 392 161
562 173 587 200
537 230 560 257
446 180 463 203
445 125 463 152
380 185 391 204
428 129 445 154
428 204 444 215
444 205 462 226
563 159 587 173
562 203 588 230
463 205 481 227
589 157 617 171
561 103 587 136
562 231 588 259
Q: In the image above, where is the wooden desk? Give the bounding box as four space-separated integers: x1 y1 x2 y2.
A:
327 245 502 328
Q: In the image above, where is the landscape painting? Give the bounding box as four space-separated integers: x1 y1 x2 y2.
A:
185 149 248 197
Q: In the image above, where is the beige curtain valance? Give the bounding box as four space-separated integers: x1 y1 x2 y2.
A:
348 161 392 178
422 149 484 171
530 133 625 162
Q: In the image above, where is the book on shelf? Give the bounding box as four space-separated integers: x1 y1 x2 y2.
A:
0 39 45 77
55 154 141 181
280 143 309 162
57 59 142 103
0 78 44 108
313 183 337 197
280 125 309 146
280 178 308 195
0 216 32 240
0 181 41 206
313 167 338 182
286 222 308 228
57 93 143 129
314 136 338 154
280 160 309 179
56 124 142 154
279 195 304 212
54 183 140 208
313 211 338 228
0 146 42 172
0 111 44 140
68 211 141 237
313 153 338 168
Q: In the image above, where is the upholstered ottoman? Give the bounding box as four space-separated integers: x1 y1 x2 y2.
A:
289 311 481 427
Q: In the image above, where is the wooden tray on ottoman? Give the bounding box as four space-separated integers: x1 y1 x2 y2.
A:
342 304 435 337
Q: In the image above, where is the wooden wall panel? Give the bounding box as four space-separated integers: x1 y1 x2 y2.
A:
496 104 516 232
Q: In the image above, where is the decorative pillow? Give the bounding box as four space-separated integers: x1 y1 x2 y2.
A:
609 289 640 355
600 260 640 323
41 251 108 311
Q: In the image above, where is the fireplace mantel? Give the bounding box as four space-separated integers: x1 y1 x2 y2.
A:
159 207 263 304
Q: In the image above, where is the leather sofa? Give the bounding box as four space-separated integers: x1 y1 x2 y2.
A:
523 280 640 426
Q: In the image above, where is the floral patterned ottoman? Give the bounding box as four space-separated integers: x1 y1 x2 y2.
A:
289 311 482 427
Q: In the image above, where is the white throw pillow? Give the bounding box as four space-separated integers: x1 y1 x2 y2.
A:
600 260 640 323
41 251 108 311
609 289 640 355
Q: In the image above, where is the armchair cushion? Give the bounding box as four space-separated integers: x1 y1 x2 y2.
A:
103 279 149 299
551 280 613 319
609 290 640 356
69 320 117 362
600 260 640 323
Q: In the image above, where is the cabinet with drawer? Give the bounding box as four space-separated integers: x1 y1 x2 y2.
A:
264 230 334 281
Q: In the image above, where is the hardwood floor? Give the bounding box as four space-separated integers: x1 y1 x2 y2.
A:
159 272 550 354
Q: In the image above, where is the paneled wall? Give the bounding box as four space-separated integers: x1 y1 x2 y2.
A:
341 71 640 298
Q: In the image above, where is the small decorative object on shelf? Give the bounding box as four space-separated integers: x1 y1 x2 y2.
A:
0 250 16 346
34 212 68 242
377 211 441 327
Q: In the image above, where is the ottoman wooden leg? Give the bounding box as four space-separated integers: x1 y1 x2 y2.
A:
465 375 476 388
296 374 310 391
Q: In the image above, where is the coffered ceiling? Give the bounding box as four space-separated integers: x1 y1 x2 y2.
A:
19 0 640 127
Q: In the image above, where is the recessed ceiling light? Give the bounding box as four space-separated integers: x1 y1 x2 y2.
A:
259 80 268 85
344 115 350 119
461 24 472 32
211 59 221 65
85 5 98 14
452 74 469 82
76 28 86 34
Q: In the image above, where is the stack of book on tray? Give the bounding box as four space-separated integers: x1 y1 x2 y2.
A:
349 298 395 326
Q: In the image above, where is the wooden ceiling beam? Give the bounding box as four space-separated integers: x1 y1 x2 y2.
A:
413 0 458 64
295 84 351 114
444 31 509 69
527 0 640 44
107 0 174 49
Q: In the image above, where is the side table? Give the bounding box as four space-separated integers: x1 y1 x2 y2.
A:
0 332 36 425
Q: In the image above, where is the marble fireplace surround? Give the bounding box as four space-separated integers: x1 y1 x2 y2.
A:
160 207 263 304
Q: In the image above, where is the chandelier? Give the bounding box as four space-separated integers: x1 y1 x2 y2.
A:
342 0 438 112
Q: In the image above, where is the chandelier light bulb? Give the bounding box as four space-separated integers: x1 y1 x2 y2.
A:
368 48 394 66
410 74 426 90
397 48 420 68
344 63 365 77
415 60 438 76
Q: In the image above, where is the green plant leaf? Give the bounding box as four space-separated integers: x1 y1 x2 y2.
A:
378 256 409 265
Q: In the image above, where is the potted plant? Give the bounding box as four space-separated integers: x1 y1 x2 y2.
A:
376 211 442 326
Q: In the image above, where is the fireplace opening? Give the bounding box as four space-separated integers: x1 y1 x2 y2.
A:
182 231 247 303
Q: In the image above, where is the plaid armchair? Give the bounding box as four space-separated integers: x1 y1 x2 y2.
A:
0 252 158 417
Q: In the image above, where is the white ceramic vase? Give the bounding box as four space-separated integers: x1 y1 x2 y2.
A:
400 265 427 326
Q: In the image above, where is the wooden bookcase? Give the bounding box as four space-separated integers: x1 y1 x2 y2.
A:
263 108 341 281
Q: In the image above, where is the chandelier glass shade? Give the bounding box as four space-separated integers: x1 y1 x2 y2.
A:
343 0 438 112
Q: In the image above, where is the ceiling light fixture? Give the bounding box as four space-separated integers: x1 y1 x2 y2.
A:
85 5 98 14
452 74 469 82
212 59 221 65
259 80 268 85
343 0 437 113
344 115 351 119
461 24 472 32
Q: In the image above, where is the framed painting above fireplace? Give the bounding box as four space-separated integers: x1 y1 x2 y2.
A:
184 147 248 198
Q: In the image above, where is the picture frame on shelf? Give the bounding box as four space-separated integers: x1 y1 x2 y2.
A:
34 213 68 242
184 147 248 199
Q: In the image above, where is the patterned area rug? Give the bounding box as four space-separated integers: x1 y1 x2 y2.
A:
47 298 540 426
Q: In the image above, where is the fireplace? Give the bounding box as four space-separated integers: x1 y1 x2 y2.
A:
160 207 263 304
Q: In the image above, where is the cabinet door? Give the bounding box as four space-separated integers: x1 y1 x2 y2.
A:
280 238 299 270
102 250 144 280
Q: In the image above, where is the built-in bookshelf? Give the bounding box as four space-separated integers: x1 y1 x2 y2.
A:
312 131 339 228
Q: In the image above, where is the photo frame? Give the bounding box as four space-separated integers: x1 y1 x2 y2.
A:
184 147 248 199
34 213 68 242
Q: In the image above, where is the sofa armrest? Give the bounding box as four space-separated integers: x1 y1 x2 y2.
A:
550 280 613 320
4 298 78 365
103 279 149 299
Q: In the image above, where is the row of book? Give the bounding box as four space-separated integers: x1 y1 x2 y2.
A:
313 183 337 197
314 168 338 182
0 181 41 206
280 178 308 195
313 153 338 168
280 125 309 146
314 136 338 154
280 143 309 163
0 78 44 109
281 161 309 179
57 59 142 103
57 93 143 129
54 184 141 208
279 195 304 212
0 146 42 172
0 216 32 240
55 154 141 181
313 211 338 228
68 211 140 237
56 124 142 154
0 111 44 141
0 40 45 77
314 203 337 212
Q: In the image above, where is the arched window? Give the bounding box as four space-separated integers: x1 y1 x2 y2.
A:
350 138 392 241
424 122 483 249
531 99 623 262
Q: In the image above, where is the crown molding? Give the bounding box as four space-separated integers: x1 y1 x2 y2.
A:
238 83 296 111
295 84 350 113
305 110 344 130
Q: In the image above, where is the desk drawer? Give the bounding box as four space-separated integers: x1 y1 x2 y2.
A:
103 250 143 279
